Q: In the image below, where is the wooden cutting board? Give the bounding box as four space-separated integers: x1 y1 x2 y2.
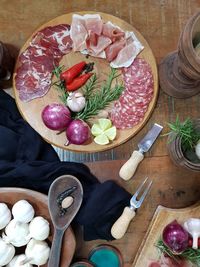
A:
132 203 200 266
13 11 158 153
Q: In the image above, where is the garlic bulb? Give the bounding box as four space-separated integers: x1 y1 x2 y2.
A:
0 203 11 230
29 216 50 241
3 219 30 247
67 92 86 112
184 218 200 249
12 200 35 223
6 254 33 267
0 237 15 266
25 239 50 265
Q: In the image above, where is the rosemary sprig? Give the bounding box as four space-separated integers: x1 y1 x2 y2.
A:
82 73 98 99
168 116 200 151
52 65 69 105
156 239 200 266
75 68 124 121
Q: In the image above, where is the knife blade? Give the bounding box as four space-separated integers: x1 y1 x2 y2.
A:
119 123 163 180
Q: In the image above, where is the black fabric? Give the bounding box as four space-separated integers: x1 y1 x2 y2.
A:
0 90 131 240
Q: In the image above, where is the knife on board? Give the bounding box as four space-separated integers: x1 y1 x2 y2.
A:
119 123 163 181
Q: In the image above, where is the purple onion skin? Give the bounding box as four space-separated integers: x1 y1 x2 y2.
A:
42 103 71 131
162 220 189 254
66 119 91 145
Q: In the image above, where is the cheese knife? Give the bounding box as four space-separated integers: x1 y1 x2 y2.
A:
119 123 163 180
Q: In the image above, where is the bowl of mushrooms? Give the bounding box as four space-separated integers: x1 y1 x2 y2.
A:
0 187 76 267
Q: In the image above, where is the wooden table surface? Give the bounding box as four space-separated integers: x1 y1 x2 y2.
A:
1 0 200 266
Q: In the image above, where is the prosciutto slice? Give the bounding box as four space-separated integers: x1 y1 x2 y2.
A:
70 14 88 51
70 14 144 67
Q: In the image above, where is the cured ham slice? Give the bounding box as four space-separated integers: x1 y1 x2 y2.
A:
105 39 126 62
110 32 144 68
15 24 72 102
84 14 103 35
70 14 88 51
102 21 125 41
89 35 112 56
70 14 144 67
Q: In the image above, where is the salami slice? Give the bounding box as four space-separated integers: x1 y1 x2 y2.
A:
15 24 72 102
109 58 154 129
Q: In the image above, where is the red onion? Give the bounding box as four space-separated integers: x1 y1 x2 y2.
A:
66 119 90 145
42 103 71 130
162 220 189 254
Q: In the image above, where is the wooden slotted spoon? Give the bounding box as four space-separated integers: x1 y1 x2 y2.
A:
48 175 83 267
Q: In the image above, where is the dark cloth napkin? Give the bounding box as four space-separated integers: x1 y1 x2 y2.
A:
0 89 131 241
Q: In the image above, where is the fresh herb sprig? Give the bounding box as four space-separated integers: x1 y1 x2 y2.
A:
168 116 200 151
157 239 200 266
75 68 124 121
52 65 69 104
82 73 98 99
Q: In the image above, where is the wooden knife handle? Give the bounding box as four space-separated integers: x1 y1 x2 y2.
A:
111 207 136 239
119 150 144 180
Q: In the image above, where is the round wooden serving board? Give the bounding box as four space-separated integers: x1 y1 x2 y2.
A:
13 11 158 153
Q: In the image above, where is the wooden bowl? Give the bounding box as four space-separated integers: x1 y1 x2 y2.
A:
167 119 200 172
0 187 76 267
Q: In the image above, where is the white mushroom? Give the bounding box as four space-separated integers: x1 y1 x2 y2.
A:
184 218 200 249
0 237 15 266
12 200 35 223
25 239 50 265
29 216 50 241
6 254 33 267
3 219 30 247
0 203 11 230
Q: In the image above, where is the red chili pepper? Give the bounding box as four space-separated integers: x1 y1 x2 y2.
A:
66 73 93 92
60 61 86 84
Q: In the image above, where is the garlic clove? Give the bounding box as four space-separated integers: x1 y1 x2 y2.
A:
0 237 15 266
184 218 200 249
67 92 86 112
29 216 50 241
25 238 50 265
6 254 33 267
12 200 35 223
195 140 200 159
4 219 30 247
0 203 11 230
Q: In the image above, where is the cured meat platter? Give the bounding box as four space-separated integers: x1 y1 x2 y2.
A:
132 203 200 266
13 11 158 152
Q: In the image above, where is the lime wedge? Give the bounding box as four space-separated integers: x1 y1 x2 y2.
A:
91 124 103 136
94 134 109 145
98 118 112 131
104 126 117 140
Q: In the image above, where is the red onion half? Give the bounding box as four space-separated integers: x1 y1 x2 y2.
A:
42 103 71 130
66 119 91 145
162 220 189 254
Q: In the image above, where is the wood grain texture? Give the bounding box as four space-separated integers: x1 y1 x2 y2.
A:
1 0 200 161
12 11 158 153
81 158 200 265
133 204 200 266
0 187 75 267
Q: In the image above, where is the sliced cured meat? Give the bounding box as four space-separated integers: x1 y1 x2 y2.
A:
15 24 72 102
110 33 144 68
109 58 154 129
105 38 126 62
70 14 88 51
84 14 103 35
88 35 112 56
70 14 143 67
102 21 125 41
